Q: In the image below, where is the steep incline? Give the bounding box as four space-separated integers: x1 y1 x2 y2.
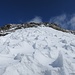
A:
0 26 75 75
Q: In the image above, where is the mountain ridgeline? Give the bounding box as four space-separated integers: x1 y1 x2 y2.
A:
0 22 75 36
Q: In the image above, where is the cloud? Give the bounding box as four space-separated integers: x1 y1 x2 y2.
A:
28 16 42 23
49 14 68 29
49 14 75 30
50 14 67 24
27 15 75 30
68 14 75 30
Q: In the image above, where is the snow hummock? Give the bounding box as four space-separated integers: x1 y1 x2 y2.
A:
51 51 63 67
0 26 75 75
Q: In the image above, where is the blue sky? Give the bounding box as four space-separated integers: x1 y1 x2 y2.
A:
0 0 75 30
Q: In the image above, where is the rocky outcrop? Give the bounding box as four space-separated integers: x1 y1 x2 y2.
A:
0 22 75 36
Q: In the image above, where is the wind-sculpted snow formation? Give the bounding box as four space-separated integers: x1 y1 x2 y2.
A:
0 23 75 75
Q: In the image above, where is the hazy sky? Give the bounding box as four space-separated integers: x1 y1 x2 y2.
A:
0 0 75 29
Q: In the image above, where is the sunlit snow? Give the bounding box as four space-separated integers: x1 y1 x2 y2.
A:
0 26 75 75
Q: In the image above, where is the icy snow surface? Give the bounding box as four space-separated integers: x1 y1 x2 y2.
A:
0 26 75 75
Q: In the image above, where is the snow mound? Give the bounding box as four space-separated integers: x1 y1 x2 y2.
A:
0 26 75 75
51 51 63 67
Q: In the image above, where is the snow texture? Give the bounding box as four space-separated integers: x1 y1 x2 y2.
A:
0 26 75 75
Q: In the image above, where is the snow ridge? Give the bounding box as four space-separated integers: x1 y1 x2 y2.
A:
0 22 75 36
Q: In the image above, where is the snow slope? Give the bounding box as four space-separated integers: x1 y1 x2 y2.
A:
0 26 75 75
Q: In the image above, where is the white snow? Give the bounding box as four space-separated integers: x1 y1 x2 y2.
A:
0 26 75 75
